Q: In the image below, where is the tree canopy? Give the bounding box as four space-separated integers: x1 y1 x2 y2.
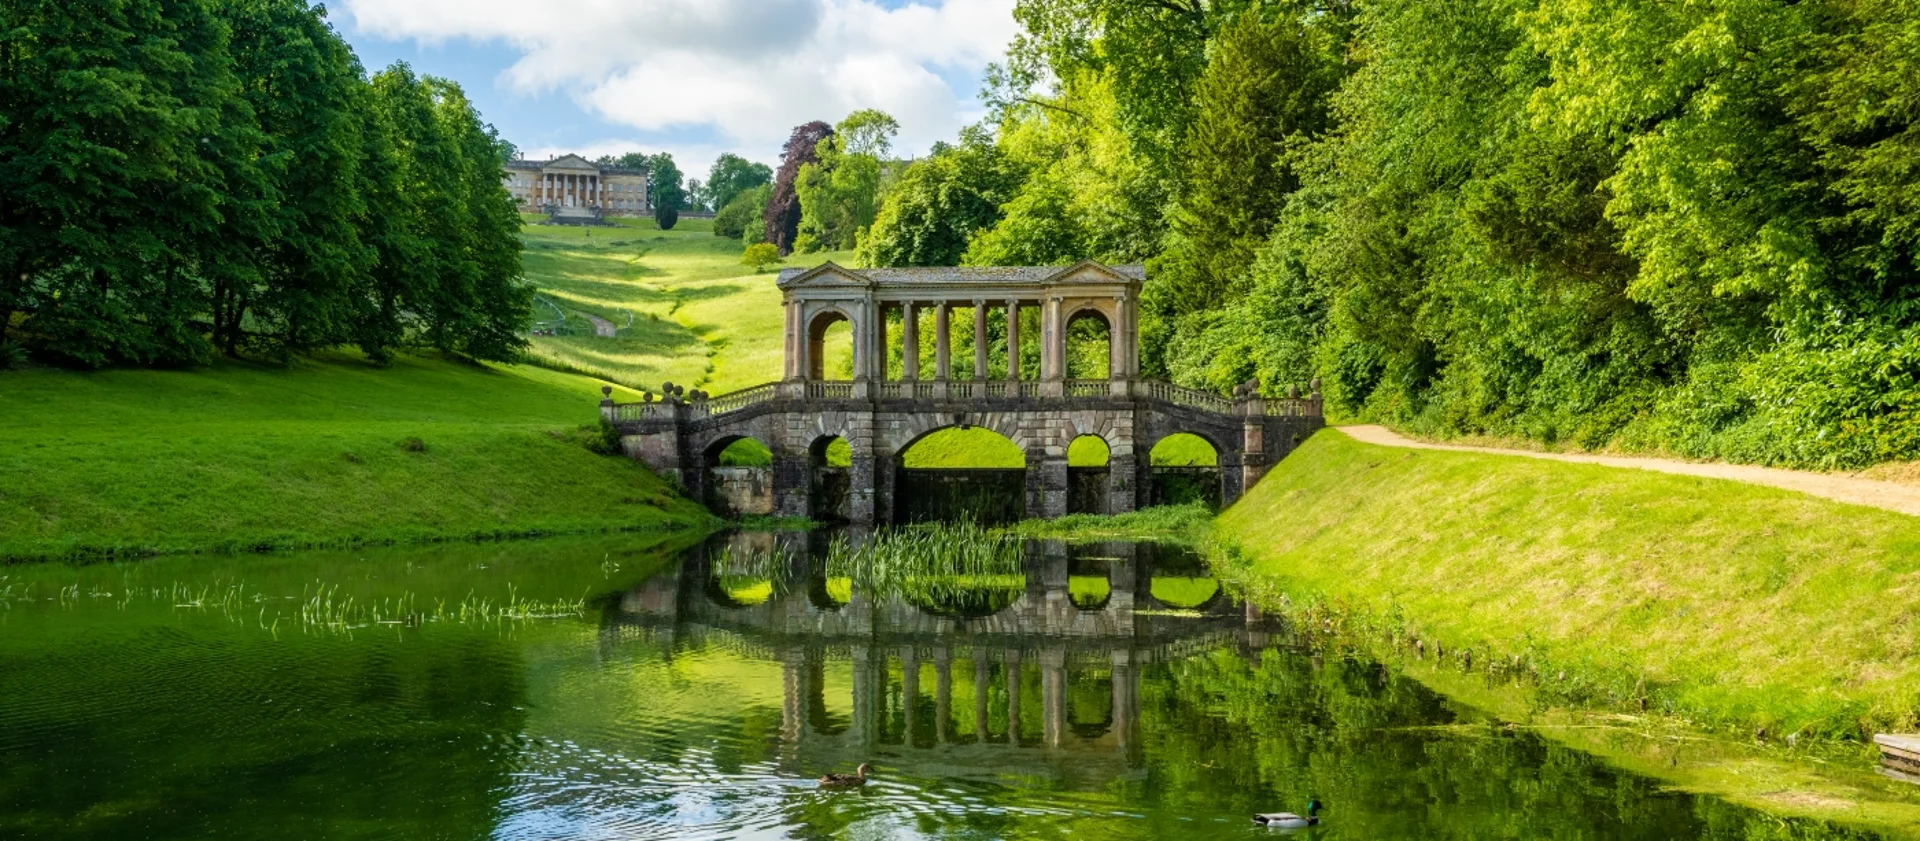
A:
0 0 527 367
851 0 1920 470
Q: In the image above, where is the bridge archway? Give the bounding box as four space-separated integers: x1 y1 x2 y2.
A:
807 309 854 380
1066 434 1111 515
1064 307 1112 381
894 426 1027 524
808 434 853 523
704 435 774 517
1148 432 1222 509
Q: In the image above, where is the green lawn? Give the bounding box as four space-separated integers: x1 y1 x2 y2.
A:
1218 428 1920 740
519 216 855 394
0 352 710 561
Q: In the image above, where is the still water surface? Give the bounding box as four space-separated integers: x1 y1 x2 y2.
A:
0 530 1886 840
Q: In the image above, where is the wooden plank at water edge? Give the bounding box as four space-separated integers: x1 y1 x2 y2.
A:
1873 734 1920 778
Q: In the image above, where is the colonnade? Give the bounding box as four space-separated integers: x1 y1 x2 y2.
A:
533 172 604 209
785 295 1141 393
778 645 1139 754
779 263 1146 392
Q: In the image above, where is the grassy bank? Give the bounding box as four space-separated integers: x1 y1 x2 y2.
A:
1217 429 1920 741
0 352 712 562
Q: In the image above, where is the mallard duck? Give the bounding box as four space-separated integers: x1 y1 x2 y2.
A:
818 763 872 789
1252 800 1323 829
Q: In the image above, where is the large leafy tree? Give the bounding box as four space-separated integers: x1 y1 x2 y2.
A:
223 0 372 357
859 129 1023 267
0 0 248 366
701 153 773 214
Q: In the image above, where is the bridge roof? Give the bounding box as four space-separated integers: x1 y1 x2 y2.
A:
777 261 1145 289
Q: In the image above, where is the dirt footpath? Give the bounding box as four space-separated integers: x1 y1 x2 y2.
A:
1336 425 1920 518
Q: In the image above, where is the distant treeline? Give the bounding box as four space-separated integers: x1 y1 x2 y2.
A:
853 0 1920 470
0 0 527 368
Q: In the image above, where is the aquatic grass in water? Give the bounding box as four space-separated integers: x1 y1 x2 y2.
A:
825 524 1023 593
0 575 588 633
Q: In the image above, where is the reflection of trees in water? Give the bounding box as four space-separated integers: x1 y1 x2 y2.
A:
1134 649 1883 840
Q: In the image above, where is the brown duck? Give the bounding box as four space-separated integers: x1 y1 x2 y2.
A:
818 763 872 789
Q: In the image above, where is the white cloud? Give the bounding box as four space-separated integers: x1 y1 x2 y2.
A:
343 0 1017 161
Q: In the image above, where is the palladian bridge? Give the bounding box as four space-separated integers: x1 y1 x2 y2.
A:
600 261 1323 524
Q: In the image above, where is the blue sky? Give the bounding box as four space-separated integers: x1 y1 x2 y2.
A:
333 0 1018 179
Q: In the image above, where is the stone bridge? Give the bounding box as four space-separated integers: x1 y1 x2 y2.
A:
601 261 1323 524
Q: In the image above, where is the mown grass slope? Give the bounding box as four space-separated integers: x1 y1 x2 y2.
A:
1218 428 1920 739
0 353 710 561
520 216 854 394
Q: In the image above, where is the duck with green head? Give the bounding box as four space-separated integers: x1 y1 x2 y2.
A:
1252 800 1323 829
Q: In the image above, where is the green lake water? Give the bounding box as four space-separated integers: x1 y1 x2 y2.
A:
0 530 1889 840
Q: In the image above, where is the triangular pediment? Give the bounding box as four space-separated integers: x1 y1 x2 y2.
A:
779 261 871 289
546 154 599 171
1042 260 1133 286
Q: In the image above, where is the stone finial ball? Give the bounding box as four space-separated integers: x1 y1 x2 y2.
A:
1311 377 1322 392
643 392 654 403
600 385 612 397
1288 384 1300 399
662 381 674 393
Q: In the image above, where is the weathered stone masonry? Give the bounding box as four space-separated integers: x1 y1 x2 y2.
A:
601 261 1324 524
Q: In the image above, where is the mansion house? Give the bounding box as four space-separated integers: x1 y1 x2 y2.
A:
503 154 650 217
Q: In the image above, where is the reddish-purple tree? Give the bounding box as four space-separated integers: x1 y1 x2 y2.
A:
763 121 834 255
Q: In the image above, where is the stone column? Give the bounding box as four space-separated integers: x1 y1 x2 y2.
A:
902 646 921 747
1004 651 1023 746
774 448 810 517
852 299 871 398
974 656 991 744
873 302 889 383
1041 296 1065 397
1005 300 1020 381
972 299 988 381
1112 649 1139 763
1041 647 1066 749
782 300 800 382
852 645 879 748
1109 451 1140 515
1032 448 1069 520
901 301 919 382
934 647 953 744
934 303 951 381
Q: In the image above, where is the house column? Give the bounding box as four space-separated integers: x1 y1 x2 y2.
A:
934 303 951 380
901 301 919 382
972 299 988 381
1005 300 1020 381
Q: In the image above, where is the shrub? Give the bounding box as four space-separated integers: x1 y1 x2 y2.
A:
742 243 782 273
713 184 771 239
396 437 427 453
579 421 623 456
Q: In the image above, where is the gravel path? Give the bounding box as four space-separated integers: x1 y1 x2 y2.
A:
1336 425 1920 518
584 314 617 337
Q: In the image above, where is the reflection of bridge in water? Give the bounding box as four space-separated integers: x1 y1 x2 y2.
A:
599 533 1285 783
